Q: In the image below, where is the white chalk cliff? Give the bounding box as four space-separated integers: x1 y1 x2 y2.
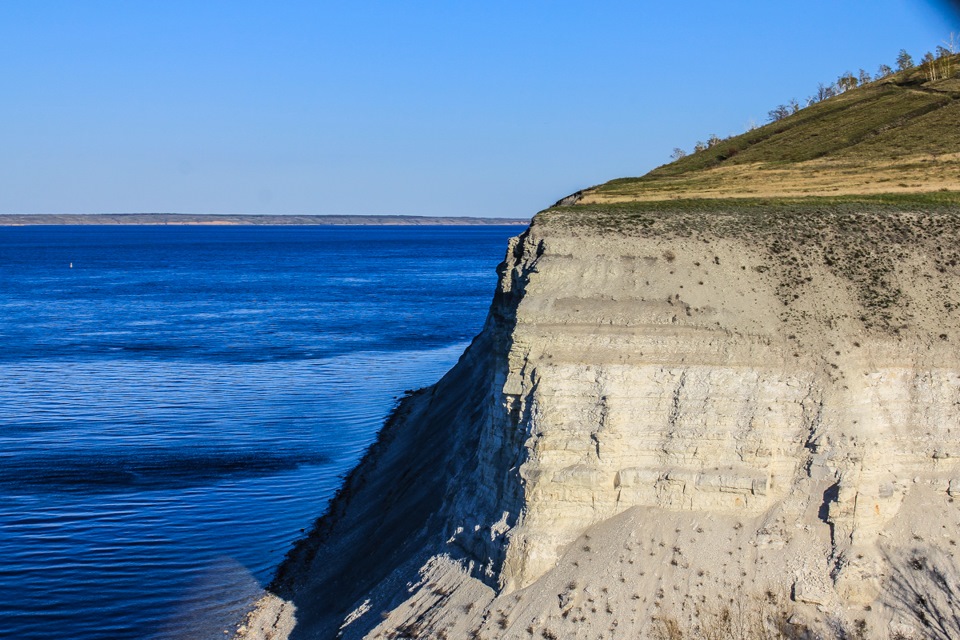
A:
239 205 960 640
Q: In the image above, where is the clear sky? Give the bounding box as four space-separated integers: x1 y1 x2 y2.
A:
1 1 958 218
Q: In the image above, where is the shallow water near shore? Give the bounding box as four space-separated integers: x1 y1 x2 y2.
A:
0 225 519 640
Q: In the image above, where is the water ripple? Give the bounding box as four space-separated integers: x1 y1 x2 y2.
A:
0 225 520 640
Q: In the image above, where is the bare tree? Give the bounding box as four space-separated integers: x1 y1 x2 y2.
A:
922 51 940 81
808 82 837 105
858 68 872 84
882 547 960 640
944 32 958 55
936 41 956 79
694 141 708 153
706 134 722 148
670 148 687 161
897 49 915 71
789 98 800 114
767 105 792 122
877 63 893 78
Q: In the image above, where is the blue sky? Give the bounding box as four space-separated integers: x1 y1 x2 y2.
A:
1 1 958 217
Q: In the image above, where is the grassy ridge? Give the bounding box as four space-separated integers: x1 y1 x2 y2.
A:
647 85 952 175
565 55 960 206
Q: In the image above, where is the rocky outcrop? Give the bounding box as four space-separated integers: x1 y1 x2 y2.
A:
239 205 960 640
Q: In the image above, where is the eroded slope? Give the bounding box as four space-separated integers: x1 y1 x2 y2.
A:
239 204 960 639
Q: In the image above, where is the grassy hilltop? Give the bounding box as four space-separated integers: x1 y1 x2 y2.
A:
552 53 960 209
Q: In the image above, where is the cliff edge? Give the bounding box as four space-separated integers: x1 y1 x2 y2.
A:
238 57 960 640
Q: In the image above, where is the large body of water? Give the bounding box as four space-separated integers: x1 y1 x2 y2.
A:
0 225 520 640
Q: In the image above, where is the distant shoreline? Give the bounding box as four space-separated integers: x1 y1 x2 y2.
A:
0 213 529 226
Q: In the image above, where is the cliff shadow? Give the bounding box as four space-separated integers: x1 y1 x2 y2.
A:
881 546 960 639
250 230 538 640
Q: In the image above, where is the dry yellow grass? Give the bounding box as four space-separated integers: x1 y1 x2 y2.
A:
579 153 960 204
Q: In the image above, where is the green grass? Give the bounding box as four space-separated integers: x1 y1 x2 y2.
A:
833 99 960 160
575 54 960 203
643 87 940 177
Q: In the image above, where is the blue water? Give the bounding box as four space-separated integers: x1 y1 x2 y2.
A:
0 225 519 640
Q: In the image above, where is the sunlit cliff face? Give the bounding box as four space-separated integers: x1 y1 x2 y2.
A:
239 207 960 639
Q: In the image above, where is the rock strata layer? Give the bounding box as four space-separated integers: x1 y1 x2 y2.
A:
239 207 960 640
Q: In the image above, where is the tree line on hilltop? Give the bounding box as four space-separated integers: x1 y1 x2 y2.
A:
670 36 959 162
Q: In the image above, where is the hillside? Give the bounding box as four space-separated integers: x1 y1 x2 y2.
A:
559 54 960 206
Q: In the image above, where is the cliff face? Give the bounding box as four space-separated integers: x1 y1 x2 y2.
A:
240 205 960 640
